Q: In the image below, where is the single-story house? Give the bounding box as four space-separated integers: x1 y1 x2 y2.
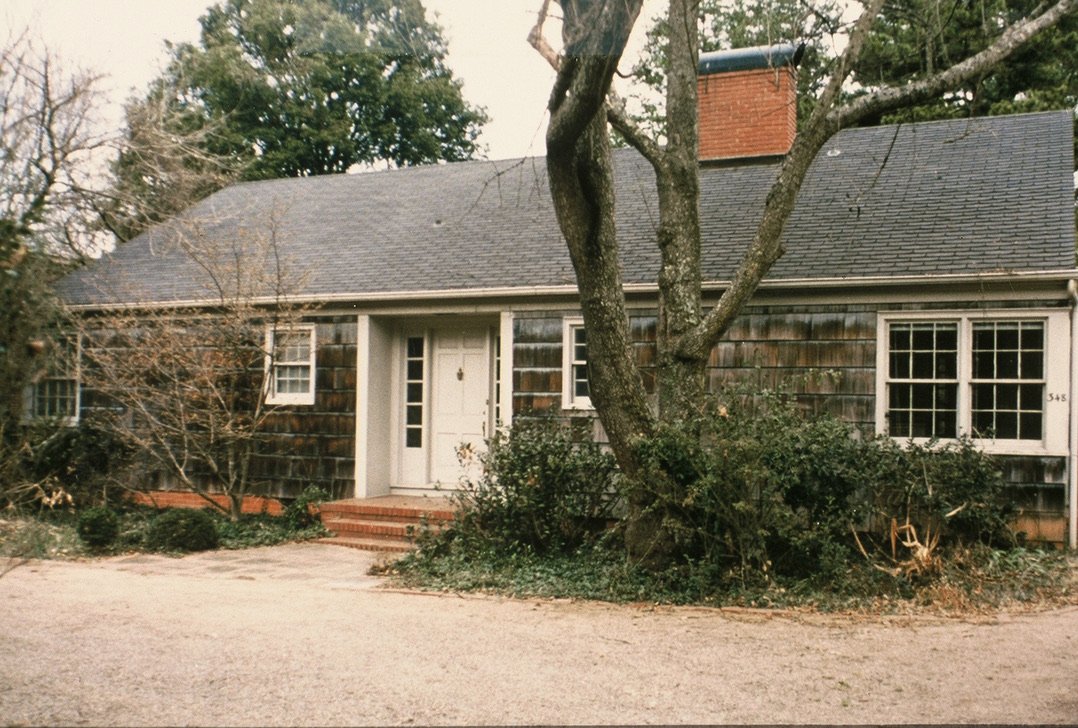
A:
52 46 1078 546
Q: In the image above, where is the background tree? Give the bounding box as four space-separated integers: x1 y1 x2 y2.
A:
852 0 1078 125
530 0 1076 564
104 0 487 241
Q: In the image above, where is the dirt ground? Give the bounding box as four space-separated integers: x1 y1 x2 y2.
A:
1 543 1076 726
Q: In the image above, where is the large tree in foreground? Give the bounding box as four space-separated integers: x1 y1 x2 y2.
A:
530 0 1077 563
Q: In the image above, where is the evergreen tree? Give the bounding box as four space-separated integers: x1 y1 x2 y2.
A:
852 0 1078 126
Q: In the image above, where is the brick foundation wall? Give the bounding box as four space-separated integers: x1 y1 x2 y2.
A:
130 490 285 516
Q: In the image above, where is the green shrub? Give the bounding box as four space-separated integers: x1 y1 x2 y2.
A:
284 486 330 530
632 386 1014 587
76 506 120 549
449 418 619 556
867 436 1014 548
635 391 869 583
146 508 219 552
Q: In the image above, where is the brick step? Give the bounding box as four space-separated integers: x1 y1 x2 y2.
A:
318 503 455 524
318 497 454 552
321 516 436 540
317 536 414 553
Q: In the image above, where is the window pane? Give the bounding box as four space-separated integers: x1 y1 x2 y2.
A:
972 327 994 352
973 351 994 379
407 382 423 403
1021 352 1043 379
406 428 422 448
1019 384 1043 410
936 328 957 351
994 411 1018 439
996 326 1019 350
890 327 910 350
936 351 957 378
996 383 1018 411
1020 326 1043 350
995 351 1019 379
890 384 911 409
890 351 910 379
972 410 994 435
935 383 956 409
912 352 934 378
889 409 910 437
911 410 933 438
1020 412 1042 440
406 404 422 426
407 359 423 381
911 328 934 350
911 383 933 409
407 337 424 358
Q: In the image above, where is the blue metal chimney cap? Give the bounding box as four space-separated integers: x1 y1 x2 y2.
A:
698 42 801 74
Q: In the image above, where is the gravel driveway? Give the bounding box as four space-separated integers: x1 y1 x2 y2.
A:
2 542 1076 725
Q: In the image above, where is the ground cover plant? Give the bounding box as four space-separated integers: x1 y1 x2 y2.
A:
391 394 1076 613
0 500 328 563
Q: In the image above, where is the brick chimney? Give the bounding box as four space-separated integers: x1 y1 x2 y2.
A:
697 43 801 162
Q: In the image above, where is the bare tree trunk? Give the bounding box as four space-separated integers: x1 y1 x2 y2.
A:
545 0 653 474
653 0 707 422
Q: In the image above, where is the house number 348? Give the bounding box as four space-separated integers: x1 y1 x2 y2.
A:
1048 393 1067 402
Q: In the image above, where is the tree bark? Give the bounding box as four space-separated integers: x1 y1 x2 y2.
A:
545 0 653 472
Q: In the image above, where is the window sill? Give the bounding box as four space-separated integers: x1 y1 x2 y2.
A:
885 435 1065 458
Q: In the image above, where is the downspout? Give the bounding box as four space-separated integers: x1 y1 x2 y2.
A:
1069 279 1078 550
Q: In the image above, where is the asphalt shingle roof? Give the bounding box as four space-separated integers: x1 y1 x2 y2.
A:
58 110 1076 307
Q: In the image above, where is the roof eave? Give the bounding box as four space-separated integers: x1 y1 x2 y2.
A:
63 268 1078 313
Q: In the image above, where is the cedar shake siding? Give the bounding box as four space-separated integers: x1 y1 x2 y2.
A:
251 316 357 500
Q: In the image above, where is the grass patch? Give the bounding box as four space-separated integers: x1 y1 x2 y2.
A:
0 504 327 561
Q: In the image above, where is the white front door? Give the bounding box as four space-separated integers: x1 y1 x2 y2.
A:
429 327 491 485
397 325 491 489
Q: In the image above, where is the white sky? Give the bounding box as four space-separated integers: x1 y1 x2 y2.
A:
4 0 668 162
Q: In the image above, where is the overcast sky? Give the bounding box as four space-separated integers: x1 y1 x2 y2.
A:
4 0 667 162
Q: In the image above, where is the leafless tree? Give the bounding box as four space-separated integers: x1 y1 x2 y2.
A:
0 28 108 262
1 29 108 479
99 80 240 243
77 211 310 521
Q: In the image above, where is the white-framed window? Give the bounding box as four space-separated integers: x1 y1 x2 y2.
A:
562 317 593 410
26 335 80 424
265 324 316 406
876 310 1069 455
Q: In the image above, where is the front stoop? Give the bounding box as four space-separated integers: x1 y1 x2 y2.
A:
317 496 455 552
